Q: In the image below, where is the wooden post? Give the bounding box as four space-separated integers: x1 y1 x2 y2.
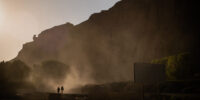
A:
157 82 160 100
141 84 144 100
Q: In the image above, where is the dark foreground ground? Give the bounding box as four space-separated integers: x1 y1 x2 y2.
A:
1 91 200 100
1 92 200 100
1 80 200 100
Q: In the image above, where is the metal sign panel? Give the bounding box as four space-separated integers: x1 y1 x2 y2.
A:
134 63 166 84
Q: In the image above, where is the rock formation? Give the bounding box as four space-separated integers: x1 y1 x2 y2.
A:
15 0 200 83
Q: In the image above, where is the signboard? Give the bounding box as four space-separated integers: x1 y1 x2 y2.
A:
134 63 166 84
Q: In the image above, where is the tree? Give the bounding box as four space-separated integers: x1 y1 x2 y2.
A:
152 52 198 80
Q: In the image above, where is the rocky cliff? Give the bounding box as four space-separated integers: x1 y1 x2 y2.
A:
15 0 200 84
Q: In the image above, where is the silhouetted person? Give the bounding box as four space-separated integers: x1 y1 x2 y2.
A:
61 86 64 94
57 87 60 94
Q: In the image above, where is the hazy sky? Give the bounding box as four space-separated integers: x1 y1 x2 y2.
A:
0 0 120 61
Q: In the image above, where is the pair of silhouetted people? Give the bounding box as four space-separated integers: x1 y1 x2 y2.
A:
57 86 64 94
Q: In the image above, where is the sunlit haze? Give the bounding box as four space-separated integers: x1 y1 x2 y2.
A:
0 0 120 61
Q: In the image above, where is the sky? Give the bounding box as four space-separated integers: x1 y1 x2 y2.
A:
0 0 120 61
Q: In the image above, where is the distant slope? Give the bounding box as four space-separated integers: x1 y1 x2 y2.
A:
15 0 200 83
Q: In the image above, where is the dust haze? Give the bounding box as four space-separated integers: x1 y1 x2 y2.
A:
1 0 200 94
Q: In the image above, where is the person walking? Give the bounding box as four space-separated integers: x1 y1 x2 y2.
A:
57 86 60 94
61 86 64 94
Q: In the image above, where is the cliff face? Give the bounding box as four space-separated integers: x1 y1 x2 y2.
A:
17 23 74 65
16 0 200 83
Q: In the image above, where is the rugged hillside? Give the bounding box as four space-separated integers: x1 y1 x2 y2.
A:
15 0 200 84
17 23 74 65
